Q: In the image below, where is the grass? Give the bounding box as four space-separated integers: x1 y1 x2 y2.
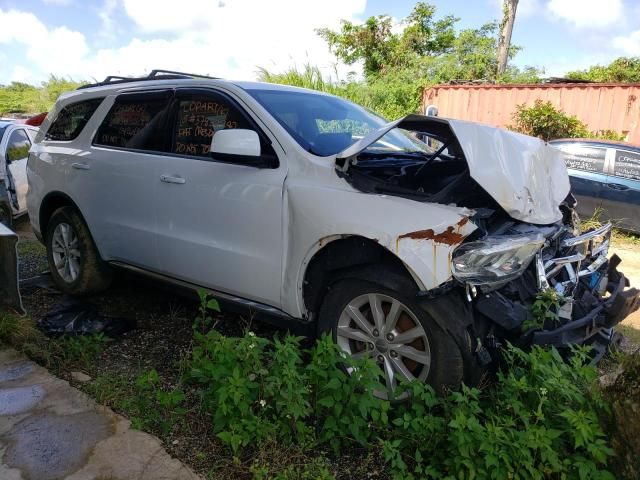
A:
617 324 640 346
0 309 109 373
580 207 640 249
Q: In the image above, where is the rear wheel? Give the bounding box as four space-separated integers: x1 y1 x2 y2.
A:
318 278 465 400
45 206 112 295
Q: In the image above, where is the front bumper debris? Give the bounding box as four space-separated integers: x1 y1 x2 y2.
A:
0 222 24 313
531 223 639 352
532 265 640 347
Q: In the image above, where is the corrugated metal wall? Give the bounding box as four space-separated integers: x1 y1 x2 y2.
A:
422 83 640 143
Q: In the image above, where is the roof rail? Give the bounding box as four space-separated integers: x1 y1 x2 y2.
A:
77 69 219 90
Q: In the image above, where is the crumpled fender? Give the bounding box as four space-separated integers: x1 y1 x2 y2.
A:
282 180 477 317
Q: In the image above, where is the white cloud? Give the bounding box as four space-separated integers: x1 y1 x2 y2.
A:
0 9 89 79
42 0 73 5
0 1 366 85
613 29 640 55
547 0 622 28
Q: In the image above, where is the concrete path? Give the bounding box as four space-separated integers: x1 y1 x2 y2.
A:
0 347 201 480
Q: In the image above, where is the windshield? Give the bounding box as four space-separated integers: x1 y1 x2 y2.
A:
246 89 429 157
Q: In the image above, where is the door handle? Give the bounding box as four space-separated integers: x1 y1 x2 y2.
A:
160 174 186 185
606 183 629 191
71 162 90 170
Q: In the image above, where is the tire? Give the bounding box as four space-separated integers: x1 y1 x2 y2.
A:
318 278 466 400
45 206 112 295
0 202 12 229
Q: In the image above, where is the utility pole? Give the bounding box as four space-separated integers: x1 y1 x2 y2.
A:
497 0 519 77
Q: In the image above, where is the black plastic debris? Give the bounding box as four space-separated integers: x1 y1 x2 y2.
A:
37 299 135 337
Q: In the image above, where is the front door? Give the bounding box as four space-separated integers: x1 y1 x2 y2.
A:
4 128 31 213
154 88 286 307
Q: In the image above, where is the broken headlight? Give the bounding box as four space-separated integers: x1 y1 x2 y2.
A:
452 234 545 286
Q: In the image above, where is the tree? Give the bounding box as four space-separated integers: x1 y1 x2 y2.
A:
316 2 457 79
317 2 539 86
496 0 519 76
566 57 640 83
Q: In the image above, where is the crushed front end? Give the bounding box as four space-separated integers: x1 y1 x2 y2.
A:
453 204 640 362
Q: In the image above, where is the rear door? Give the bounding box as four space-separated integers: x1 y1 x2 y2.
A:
555 143 608 220
88 90 174 268
4 127 31 213
602 148 640 233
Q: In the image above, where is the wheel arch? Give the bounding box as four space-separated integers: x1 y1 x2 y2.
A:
38 192 103 260
300 234 425 322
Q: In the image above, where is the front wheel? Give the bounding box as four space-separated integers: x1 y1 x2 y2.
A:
318 278 466 400
45 206 112 295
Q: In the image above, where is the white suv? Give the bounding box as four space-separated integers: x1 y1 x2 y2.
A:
27 70 639 397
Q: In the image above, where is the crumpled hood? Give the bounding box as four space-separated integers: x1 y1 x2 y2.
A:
337 114 571 225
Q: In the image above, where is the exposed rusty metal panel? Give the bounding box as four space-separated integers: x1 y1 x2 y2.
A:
423 83 640 144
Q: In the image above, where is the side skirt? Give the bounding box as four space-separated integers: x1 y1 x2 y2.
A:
109 261 314 336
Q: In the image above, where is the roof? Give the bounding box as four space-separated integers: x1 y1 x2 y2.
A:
549 138 640 150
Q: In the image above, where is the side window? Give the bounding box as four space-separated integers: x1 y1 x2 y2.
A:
557 145 606 173
613 149 640 181
5 129 31 163
170 91 253 158
45 98 103 141
94 91 172 152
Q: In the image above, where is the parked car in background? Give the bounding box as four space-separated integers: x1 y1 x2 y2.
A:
550 138 640 234
0 120 38 227
27 70 640 399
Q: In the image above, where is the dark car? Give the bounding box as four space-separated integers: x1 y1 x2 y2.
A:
550 138 640 234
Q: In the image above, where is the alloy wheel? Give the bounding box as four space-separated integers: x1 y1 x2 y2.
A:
51 222 81 283
336 293 431 400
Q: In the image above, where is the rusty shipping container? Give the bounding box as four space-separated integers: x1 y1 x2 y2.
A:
422 83 640 144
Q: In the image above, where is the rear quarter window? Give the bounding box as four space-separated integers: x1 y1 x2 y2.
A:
45 98 103 141
613 149 640 181
556 145 606 173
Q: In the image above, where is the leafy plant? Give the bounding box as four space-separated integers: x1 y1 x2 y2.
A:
524 288 564 331
510 100 624 141
383 346 614 480
118 368 186 434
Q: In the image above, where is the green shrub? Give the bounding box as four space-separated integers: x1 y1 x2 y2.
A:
185 293 615 478
510 100 624 141
188 327 387 455
384 346 614 480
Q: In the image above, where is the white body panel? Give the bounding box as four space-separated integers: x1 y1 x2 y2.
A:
28 78 563 319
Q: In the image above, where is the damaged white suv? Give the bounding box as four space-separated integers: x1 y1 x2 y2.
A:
28 70 640 397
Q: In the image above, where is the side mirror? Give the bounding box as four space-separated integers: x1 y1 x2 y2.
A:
210 129 260 158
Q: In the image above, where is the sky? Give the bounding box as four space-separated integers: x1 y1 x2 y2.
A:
0 0 639 85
